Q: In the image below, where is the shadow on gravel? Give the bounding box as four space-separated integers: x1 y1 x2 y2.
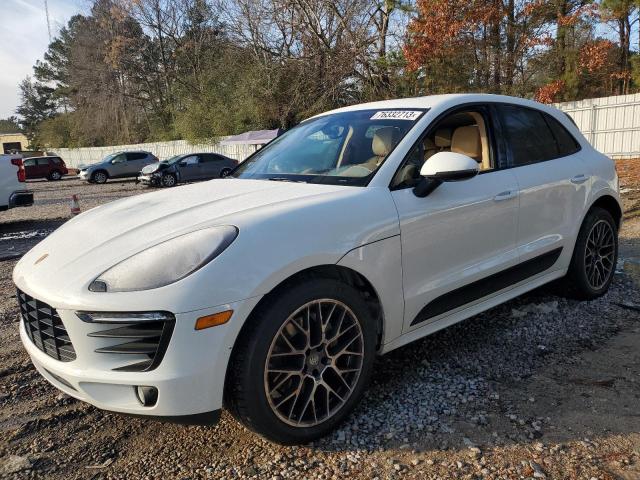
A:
0 220 65 261
312 269 640 454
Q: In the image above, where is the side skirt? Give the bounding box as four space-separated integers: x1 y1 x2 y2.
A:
410 247 563 327
381 267 567 355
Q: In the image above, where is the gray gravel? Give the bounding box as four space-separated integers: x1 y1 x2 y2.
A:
1 178 639 479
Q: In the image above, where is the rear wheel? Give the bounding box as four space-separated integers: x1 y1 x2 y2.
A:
225 278 376 444
92 171 108 184
220 168 232 178
563 207 618 299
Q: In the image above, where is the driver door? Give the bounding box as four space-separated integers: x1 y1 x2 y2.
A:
390 105 520 333
178 155 201 181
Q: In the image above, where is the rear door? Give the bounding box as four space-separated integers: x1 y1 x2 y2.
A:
495 104 587 267
37 158 51 177
199 154 222 179
124 152 149 176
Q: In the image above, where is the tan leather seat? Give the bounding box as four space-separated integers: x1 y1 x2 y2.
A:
451 125 482 162
362 126 399 170
434 129 452 149
424 137 438 161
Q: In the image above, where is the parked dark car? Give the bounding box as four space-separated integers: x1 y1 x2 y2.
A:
79 151 158 183
23 156 68 181
138 153 238 187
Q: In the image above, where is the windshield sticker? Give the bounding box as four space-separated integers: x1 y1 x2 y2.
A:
370 110 422 121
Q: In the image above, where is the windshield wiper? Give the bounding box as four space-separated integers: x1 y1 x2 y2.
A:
268 177 307 183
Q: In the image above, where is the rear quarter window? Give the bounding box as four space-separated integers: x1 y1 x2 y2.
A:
543 114 581 157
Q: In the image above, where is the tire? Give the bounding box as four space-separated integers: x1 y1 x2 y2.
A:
92 170 108 184
225 278 377 444
220 168 232 178
161 173 177 187
48 170 62 181
563 207 618 299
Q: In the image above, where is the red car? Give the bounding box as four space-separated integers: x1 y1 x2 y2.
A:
23 156 69 181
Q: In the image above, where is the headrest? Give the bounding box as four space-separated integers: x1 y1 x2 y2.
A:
451 125 481 160
372 127 399 157
434 129 452 147
424 137 437 150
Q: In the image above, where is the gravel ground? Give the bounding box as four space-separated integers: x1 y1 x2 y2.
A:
1 175 640 479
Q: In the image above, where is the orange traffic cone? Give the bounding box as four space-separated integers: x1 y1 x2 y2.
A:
70 194 81 215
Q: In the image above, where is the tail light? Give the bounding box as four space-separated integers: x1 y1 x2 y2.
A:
11 158 25 182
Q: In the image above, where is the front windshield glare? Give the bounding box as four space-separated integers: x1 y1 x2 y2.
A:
232 109 425 186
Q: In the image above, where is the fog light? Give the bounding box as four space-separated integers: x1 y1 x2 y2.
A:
135 386 158 407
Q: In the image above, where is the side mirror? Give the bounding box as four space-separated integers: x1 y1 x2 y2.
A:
414 152 479 197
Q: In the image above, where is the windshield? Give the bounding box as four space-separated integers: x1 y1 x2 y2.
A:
232 109 426 186
166 155 183 164
102 153 120 163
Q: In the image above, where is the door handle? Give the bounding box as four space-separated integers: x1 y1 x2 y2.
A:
494 190 518 201
570 174 589 184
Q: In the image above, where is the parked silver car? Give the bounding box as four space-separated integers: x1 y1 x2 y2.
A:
138 153 238 187
79 151 158 183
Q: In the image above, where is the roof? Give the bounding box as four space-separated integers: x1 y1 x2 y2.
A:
220 129 282 145
314 93 554 117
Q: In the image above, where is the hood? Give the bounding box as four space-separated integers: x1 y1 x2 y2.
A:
141 162 164 174
14 179 353 297
85 160 109 170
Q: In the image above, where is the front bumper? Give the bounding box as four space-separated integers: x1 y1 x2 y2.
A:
18 290 262 423
8 191 33 209
78 170 90 181
138 174 160 186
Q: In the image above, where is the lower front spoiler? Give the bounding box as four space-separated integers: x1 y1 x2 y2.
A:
121 409 222 426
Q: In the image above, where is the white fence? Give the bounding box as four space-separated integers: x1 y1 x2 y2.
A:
556 93 640 159
54 138 258 169
51 93 640 167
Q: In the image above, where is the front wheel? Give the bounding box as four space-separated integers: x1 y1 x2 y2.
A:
48 170 62 181
161 173 177 187
92 171 108 184
563 207 618 299
225 278 376 444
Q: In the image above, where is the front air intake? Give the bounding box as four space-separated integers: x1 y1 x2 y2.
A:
77 312 174 372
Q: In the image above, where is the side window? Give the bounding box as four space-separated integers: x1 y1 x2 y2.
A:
126 152 148 161
543 113 580 157
51 157 62 165
181 155 200 165
37 158 50 166
392 108 494 188
111 154 126 164
497 105 558 166
201 154 220 162
23 158 36 167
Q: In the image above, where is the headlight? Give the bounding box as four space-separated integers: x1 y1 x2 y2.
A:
89 226 238 292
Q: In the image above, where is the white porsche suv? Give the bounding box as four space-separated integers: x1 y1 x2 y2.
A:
14 94 621 444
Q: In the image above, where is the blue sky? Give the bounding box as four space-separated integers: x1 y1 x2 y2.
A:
0 0 82 118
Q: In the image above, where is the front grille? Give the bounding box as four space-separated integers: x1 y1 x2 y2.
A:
17 289 76 362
